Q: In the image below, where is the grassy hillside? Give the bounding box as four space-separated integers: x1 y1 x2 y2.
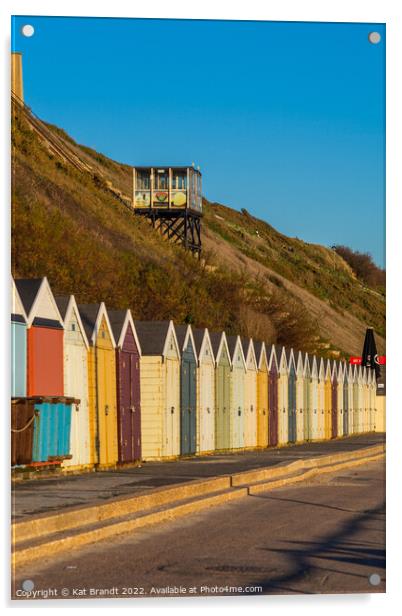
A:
11 104 385 357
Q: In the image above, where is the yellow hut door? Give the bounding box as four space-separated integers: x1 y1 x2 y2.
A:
257 368 268 447
96 320 118 467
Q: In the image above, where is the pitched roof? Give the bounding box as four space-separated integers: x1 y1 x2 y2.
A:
254 340 263 358
209 331 224 357
54 296 70 321
284 347 293 364
175 324 188 351
226 334 238 359
134 320 171 355
107 309 128 344
77 304 102 342
14 279 43 315
240 337 250 358
192 327 206 356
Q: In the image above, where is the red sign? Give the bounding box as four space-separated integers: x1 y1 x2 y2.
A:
349 357 362 365
375 355 386 365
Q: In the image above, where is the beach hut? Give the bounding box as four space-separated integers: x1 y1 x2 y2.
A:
308 355 319 440
210 332 231 451
175 324 197 456
363 367 371 433
323 359 332 440
55 295 91 470
277 347 289 445
295 350 305 442
11 277 27 397
192 328 215 454
336 362 344 438
355 364 364 433
352 364 359 433
108 309 142 464
347 363 355 434
241 338 258 449
331 361 338 439
302 353 312 440
285 349 297 444
15 278 64 396
79 303 118 468
267 345 279 447
226 335 246 450
135 320 180 460
360 367 366 432
341 362 349 436
375 368 386 432
255 341 269 448
317 358 326 440
369 369 377 431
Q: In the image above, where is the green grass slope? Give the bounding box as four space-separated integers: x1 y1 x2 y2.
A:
11 106 385 357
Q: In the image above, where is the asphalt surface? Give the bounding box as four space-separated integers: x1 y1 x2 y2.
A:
12 458 385 599
12 434 385 520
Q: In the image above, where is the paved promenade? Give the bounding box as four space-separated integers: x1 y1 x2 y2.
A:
12 434 385 520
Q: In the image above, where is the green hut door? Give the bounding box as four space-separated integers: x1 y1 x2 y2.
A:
215 350 230 450
180 349 197 456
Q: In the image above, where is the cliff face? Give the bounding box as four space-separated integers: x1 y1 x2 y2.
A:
11 104 385 357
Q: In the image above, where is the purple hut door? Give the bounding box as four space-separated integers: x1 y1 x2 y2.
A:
119 352 133 462
130 351 141 460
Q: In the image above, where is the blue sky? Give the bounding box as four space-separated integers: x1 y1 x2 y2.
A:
12 17 385 266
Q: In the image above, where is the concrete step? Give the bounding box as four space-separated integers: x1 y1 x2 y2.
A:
12 475 232 546
13 486 248 567
248 451 385 495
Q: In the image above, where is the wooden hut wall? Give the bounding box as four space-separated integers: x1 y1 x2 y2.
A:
195 329 215 454
267 346 279 447
109 310 142 464
309 356 319 440
94 312 118 467
336 362 345 438
331 361 338 439
243 340 258 449
277 348 289 445
58 297 91 469
316 359 325 440
16 278 64 397
295 351 305 442
286 349 297 444
176 325 197 456
136 321 180 460
302 354 312 441
213 334 231 451
348 365 355 434
256 342 269 448
324 360 332 440
228 336 246 450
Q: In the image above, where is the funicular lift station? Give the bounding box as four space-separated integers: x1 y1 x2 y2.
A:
132 166 202 255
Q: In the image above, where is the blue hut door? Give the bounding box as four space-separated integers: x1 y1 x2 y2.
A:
180 352 196 455
288 371 296 443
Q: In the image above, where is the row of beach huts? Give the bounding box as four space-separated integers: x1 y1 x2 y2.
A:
11 276 385 472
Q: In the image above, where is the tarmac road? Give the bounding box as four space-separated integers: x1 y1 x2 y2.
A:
12 458 385 599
